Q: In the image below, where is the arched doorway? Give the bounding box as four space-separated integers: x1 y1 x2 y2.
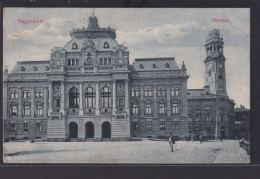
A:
85 122 94 138
69 122 78 138
102 122 111 138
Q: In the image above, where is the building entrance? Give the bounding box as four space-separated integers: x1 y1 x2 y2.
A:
85 122 94 138
69 122 78 138
102 122 111 138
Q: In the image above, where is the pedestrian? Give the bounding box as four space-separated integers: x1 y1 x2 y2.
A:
169 134 175 152
199 135 203 144
220 135 223 143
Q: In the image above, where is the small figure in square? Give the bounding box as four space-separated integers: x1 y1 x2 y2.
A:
169 134 175 152
199 135 203 144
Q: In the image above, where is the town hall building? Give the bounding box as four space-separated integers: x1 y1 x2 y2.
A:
3 14 235 142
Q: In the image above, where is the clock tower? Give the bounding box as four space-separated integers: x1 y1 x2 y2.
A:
204 29 227 96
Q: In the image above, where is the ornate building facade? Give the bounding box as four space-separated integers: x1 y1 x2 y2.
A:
3 15 235 142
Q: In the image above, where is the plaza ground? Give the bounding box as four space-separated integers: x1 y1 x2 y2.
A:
4 139 249 164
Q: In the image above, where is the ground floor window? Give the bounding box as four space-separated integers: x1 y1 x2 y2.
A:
24 123 28 131
160 121 165 130
133 122 138 130
173 121 179 130
11 123 16 131
147 122 152 130
36 123 41 132
207 125 211 132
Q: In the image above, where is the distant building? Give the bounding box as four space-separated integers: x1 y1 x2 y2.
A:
187 29 235 140
3 14 236 142
234 105 250 140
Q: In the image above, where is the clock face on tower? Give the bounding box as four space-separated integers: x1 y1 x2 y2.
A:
207 63 212 70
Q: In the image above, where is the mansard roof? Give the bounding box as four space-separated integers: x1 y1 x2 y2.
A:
132 57 180 71
11 61 49 74
63 37 119 52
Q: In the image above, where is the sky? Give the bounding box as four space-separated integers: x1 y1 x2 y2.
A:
3 8 250 108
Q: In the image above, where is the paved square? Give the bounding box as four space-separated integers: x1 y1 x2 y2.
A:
4 140 249 163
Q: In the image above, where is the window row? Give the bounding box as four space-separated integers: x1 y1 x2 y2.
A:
69 86 111 108
132 103 179 115
139 63 170 69
133 121 179 130
188 125 213 133
10 102 44 116
10 123 42 132
68 58 80 66
188 106 211 111
99 57 112 65
10 90 44 99
131 87 180 97
188 113 211 121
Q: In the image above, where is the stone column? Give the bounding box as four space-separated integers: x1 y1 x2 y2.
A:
153 84 157 117
140 84 144 117
79 81 84 116
43 87 47 118
48 82 53 115
60 81 65 116
18 87 22 118
95 81 100 116
112 80 117 115
31 87 35 118
125 79 129 115
167 84 171 117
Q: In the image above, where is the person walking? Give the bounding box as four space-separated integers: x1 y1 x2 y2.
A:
169 134 175 152
199 135 203 144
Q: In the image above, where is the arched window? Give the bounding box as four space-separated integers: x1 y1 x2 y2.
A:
108 57 112 65
85 87 95 108
175 87 179 96
103 42 109 48
104 58 108 65
101 87 111 108
76 59 79 66
72 59 75 66
69 87 79 108
100 58 103 65
11 90 18 99
68 59 71 66
72 43 78 49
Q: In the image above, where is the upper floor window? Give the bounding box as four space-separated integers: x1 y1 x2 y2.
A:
103 42 109 48
35 90 44 98
11 102 17 116
172 103 179 114
76 59 79 66
23 90 30 99
11 90 18 99
100 58 103 65
165 63 170 68
69 87 79 108
101 87 111 108
144 88 153 97
72 59 75 66
145 104 152 114
104 58 108 65
21 66 25 71
33 66 37 71
85 87 95 108
11 123 16 131
108 58 112 65
72 43 78 49
36 102 43 116
132 104 138 115
23 103 30 116
171 87 180 96
131 88 139 97
157 88 166 97
68 59 71 66
159 104 166 114
206 113 211 121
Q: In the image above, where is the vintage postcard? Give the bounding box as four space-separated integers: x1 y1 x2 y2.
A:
3 8 250 163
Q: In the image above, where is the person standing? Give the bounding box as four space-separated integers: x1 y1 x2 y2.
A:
169 134 175 152
199 135 203 144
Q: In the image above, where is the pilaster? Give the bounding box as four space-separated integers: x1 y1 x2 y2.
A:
60 81 65 115
95 81 100 116
167 84 171 117
43 87 48 118
48 82 53 115
18 87 22 118
31 87 35 118
153 84 157 117
125 79 129 115
79 81 84 116
140 84 144 117
112 80 117 115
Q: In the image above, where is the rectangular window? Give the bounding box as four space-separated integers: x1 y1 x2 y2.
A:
11 105 17 116
11 123 16 131
24 123 28 131
148 89 153 96
147 122 152 130
145 104 152 114
144 89 148 97
160 121 165 130
206 113 211 121
207 125 211 132
195 114 200 121
36 105 43 116
159 104 166 114
36 123 41 132
173 121 179 130
119 98 124 107
56 99 60 108
133 122 138 130
132 104 138 115
172 103 178 114
24 105 30 116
